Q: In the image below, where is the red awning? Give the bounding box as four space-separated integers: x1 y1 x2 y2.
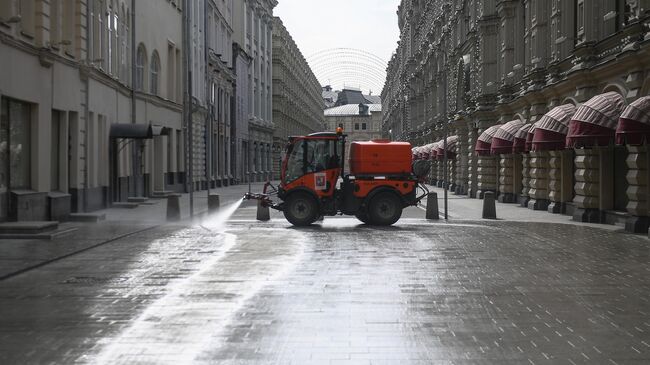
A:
435 135 458 160
475 124 503 156
616 96 650 145
491 120 525 154
566 92 626 147
532 104 576 151
512 123 532 153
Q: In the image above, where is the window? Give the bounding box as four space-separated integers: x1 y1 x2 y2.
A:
354 123 359 130
19 0 35 36
50 0 61 46
150 51 160 95
576 0 585 44
167 44 175 100
51 110 61 191
135 44 146 91
284 139 305 183
362 123 367 130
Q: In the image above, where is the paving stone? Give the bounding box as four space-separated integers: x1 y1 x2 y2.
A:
0 197 647 364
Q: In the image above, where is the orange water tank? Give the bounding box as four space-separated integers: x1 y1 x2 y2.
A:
348 140 413 175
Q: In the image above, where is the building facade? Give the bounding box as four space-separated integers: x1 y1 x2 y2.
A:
0 0 184 222
232 0 276 183
272 17 325 176
383 0 650 232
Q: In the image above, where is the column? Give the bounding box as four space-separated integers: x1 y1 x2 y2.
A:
467 127 479 198
519 152 531 206
476 155 497 199
625 145 650 233
528 150 550 210
573 147 612 223
455 123 469 195
498 153 517 203
547 149 573 214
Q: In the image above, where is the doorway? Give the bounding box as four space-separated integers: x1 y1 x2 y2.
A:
0 97 32 221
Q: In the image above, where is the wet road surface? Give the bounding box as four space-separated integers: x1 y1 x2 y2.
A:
0 201 649 364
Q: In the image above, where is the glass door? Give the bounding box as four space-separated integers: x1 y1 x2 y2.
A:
0 98 8 221
0 97 32 221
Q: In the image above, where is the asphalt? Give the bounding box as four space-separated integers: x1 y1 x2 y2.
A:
0 182 648 364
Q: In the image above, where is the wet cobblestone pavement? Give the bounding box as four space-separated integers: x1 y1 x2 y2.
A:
0 201 649 364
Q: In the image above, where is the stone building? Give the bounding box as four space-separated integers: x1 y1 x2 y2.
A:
203 0 236 187
0 0 185 222
232 0 276 183
382 0 650 232
271 17 325 177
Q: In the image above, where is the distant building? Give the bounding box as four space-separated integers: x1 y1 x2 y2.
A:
232 0 277 183
324 103 383 163
322 86 381 108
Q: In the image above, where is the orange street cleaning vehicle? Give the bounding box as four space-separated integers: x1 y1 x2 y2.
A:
244 128 429 226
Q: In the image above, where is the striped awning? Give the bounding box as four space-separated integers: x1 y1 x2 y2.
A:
430 140 443 158
435 136 458 160
512 123 533 153
531 104 576 151
567 92 626 147
492 120 525 154
475 124 503 156
616 96 650 145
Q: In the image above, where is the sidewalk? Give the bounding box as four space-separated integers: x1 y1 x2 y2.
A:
0 182 272 280
422 184 623 231
100 181 271 223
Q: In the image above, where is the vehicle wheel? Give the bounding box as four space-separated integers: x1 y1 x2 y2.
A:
283 192 320 226
367 192 402 226
355 211 370 224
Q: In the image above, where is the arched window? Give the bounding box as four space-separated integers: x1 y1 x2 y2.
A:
135 44 146 91
107 1 113 74
150 51 160 95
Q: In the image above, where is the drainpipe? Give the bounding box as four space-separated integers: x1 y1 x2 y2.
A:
183 0 194 217
204 0 210 197
130 0 137 198
83 1 91 212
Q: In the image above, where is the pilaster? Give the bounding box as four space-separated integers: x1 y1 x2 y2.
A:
476 155 497 199
498 153 517 203
625 145 650 233
547 150 574 214
528 151 550 210
573 148 603 222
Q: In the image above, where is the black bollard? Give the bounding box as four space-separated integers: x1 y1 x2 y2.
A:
257 200 270 221
166 194 181 221
426 192 439 220
482 191 497 219
208 194 220 214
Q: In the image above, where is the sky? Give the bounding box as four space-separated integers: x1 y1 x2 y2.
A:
274 0 402 93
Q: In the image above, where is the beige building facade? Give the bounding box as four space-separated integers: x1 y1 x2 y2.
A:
271 17 325 177
383 0 650 232
0 0 184 221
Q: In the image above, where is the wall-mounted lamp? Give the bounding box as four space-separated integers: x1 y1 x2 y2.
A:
0 15 21 24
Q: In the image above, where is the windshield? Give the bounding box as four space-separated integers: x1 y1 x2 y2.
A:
284 139 305 184
283 138 341 185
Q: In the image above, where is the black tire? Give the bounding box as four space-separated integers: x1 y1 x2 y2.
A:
283 192 320 226
367 192 403 226
355 211 370 224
